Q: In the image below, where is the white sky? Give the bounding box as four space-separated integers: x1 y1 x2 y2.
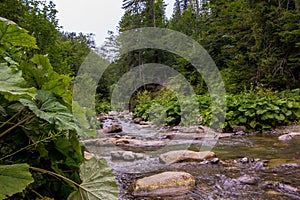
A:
53 0 175 47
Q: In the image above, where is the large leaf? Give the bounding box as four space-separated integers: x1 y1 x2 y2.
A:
72 101 97 138
0 63 36 101
68 158 119 200
0 17 37 48
21 54 72 103
20 90 77 130
0 163 34 199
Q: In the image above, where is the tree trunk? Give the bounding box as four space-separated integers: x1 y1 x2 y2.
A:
195 0 199 16
152 0 156 27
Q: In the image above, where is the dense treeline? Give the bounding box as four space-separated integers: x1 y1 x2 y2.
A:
99 0 300 98
97 0 300 130
0 0 95 75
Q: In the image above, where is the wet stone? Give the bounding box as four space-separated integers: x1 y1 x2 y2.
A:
103 124 122 133
279 183 299 193
236 174 257 185
115 138 167 152
211 158 220 164
232 126 247 133
111 151 147 161
132 117 143 124
133 171 195 197
241 157 249 163
278 132 300 141
159 150 216 164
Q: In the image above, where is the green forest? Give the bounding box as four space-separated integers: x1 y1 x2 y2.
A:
0 0 300 199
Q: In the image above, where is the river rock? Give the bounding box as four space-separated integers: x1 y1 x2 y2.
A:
218 133 233 139
133 171 195 197
83 151 102 160
240 157 249 163
139 121 152 125
279 183 299 193
84 151 95 160
278 132 300 141
236 175 257 185
82 138 117 146
172 126 205 133
165 132 204 140
211 158 220 164
108 111 119 116
111 151 147 161
132 117 143 124
159 150 216 164
139 124 152 129
103 124 122 133
232 126 247 133
115 138 167 151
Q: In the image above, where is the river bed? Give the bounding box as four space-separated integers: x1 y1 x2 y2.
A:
85 113 300 199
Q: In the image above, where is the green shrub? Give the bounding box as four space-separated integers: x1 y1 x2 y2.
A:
134 87 300 131
95 99 111 114
200 88 300 131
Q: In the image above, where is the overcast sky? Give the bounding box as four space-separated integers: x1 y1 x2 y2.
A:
53 0 175 47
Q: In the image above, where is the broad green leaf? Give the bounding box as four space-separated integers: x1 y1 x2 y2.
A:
250 120 257 128
0 17 37 48
72 101 97 138
261 113 275 120
0 163 34 199
287 102 294 108
256 109 267 115
21 55 72 104
261 124 272 130
245 110 255 117
275 114 285 121
53 130 84 168
68 158 118 200
285 110 292 116
294 110 300 118
20 90 77 130
238 116 247 123
270 105 280 111
0 63 36 101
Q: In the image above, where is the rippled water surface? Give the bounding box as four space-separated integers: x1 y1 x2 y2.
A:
86 116 300 199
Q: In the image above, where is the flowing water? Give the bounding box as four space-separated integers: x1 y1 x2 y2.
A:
85 113 300 200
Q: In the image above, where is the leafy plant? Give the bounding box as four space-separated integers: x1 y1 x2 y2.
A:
95 99 111 114
134 87 300 131
0 163 34 199
200 87 300 131
133 89 181 126
0 18 118 199
68 158 118 200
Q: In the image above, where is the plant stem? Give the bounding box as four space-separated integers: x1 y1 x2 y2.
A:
29 188 43 199
0 114 35 138
0 133 61 161
0 107 26 129
30 166 104 199
30 166 80 187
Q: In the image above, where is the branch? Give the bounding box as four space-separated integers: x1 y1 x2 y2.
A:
0 114 35 138
0 107 26 129
30 167 80 187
